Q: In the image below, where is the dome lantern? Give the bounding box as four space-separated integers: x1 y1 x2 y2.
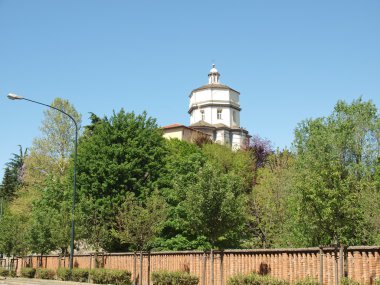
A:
208 64 220 84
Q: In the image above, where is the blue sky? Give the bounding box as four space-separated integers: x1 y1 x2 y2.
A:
1 0 379 177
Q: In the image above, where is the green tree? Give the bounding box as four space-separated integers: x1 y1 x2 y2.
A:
0 167 18 201
25 98 81 184
181 163 247 249
114 192 167 251
153 139 207 250
0 212 29 256
202 143 254 192
0 145 28 201
27 176 73 255
77 110 167 251
245 150 295 248
292 98 380 246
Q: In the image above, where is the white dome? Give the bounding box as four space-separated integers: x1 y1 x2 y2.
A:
209 64 219 74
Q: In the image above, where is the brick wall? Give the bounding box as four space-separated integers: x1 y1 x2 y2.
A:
14 246 380 285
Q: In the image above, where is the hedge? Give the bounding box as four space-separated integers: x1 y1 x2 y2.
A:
228 273 318 285
35 268 56 279
152 270 199 285
0 268 16 277
57 267 72 281
57 268 89 282
21 267 36 278
90 268 131 285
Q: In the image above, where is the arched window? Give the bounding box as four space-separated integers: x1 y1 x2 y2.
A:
217 109 222 120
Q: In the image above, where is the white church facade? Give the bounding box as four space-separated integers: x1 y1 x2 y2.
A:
163 65 250 149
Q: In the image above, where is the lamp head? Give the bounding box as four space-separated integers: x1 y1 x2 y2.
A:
7 93 24 100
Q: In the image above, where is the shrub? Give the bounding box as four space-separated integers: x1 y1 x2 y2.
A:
57 268 71 281
36 268 56 280
152 270 199 285
21 267 36 278
294 278 319 285
340 277 360 285
71 268 90 282
228 273 288 285
91 268 131 285
0 268 9 277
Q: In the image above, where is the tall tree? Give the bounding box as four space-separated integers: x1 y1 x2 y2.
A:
181 163 247 249
153 139 207 250
25 98 81 184
114 192 168 251
292 98 380 246
0 145 28 201
246 150 295 248
77 110 167 251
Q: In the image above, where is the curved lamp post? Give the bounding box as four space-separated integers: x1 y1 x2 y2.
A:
7 93 78 270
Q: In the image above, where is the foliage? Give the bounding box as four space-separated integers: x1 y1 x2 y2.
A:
20 267 36 278
56 267 72 281
77 110 167 251
90 268 131 285
0 268 10 277
228 273 288 285
245 150 295 248
228 273 318 285
151 270 199 285
35 268 56 279
27 98 81 181
114 191 168 251
180 162 247 249
293 278 319 285
0 168 18 201
202 143 254 192
27 176 72 255
28 203 57 255
340 277 360 285
292 98 380 246
0 211 30 256
153 139 207 250
0 145 28 201
71 268 90 282
248 136 273 186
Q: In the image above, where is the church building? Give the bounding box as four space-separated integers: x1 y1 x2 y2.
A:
163 65 250 149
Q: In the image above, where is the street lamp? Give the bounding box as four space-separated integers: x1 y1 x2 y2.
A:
7 93 78 270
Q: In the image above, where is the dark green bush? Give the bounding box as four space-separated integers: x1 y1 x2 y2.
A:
0 268 9 277
90 268 131 285
9 270 17 277
57 268 71 281
228 273 288 285
152 270 199 285
56 268 89 282
71 268 90 282
36 268 56 280
21 267 36 278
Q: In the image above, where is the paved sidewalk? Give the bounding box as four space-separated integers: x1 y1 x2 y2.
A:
0 277 95 285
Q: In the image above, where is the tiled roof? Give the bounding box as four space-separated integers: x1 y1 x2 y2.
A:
162 123 183 129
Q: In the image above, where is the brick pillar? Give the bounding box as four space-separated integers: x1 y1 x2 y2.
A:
375 251 380 281
363 251 369 284
355 251 363 284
